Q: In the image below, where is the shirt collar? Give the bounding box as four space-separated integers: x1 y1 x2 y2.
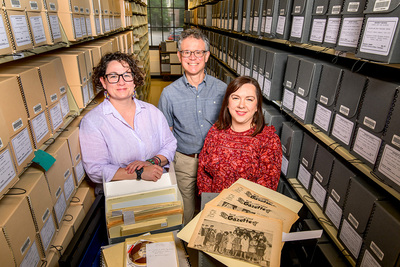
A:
102 98 144 116
182 70 208 88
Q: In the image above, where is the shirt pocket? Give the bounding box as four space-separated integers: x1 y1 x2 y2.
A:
204 98 223 124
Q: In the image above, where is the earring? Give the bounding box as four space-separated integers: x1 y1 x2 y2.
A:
132 90 136 99
104 90 110 100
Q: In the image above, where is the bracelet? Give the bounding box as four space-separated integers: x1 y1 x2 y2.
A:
153 156 162 166
146 158 156 165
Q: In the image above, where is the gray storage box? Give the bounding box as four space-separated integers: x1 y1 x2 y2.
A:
322 0 344 47
233 0 244 32
281 121 304 178
310 145 335 208
308 0 330 45
244 42 254 77
263 48 289 101
275 0 294 39
292 57 324 124
312 64 343 134
375 101 400 194
351 78 398 169
356 0 400 63
257 47 267 91
336 0 367 53
251 0 264 35
282 55 302 113
299 133 318 172
262 106 287 136
323 160 354 229
242 0 252 33
338 176 386 261
330 70 367 151
289 0 314 43
262 0 280 38
252 46 260 81
359 201 400 267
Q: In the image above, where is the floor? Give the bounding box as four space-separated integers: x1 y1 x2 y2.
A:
147 77 173 106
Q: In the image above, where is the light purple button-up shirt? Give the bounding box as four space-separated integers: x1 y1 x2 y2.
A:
79 98 177 184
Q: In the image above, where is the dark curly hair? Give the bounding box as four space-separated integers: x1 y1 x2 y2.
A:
92 52 144 91
215 76 265 136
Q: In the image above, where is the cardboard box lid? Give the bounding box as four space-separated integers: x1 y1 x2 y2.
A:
326 160 354 208
296 58 323 98
281 121 304 158
11 170 53 231
0 66 45 117
357 78 398 134
362 200 400 266
284 55 302 90
342 0 367 15
343 176 386 235
0 229 15 266
334 70 366 119
327 0 344 15
47 51 88 85
67 47 93 78
0 76 28 135
312 0 330 15
3 0 29 10
299 133 318 170
316 64 343 107
58 127 80 166
5 9 33 51
0 195 37 264
312 145 335 186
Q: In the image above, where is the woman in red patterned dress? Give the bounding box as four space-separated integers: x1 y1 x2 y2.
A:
197 76 282 194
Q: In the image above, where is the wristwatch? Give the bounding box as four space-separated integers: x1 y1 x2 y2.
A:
135 167 144 181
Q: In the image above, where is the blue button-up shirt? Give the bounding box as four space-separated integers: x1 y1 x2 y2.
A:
158 73 227 154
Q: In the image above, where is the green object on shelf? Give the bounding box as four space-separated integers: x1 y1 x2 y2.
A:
32 149 56 171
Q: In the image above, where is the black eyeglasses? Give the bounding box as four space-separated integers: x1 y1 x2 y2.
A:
179 50 208 58
104 72 134 84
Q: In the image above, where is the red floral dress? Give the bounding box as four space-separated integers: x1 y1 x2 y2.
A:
197 124 282 194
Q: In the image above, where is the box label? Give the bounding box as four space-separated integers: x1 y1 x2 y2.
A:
11 127 33 166
348 212 359 229
31 112 49 144
11 0 21 8
302 158 308 168
73 17 82 38
74 6 79 13
20 241 40 267
59 86 66 95
298 164 311 189
54 191 66 224
29 1 38 10
82 83 89 105
40 215 55 250
340 219 363 258
0 15 10 49
310 19 327 43
60 94 70 118
293 95 307 120
257 74 264 92
363 116 376 130
282 89 295 111
324 17 341 44
332 113 354 146
314 103 332 132
332 5 341 14
311 178 327 207
374 0 391 11
64 169 70 179
370 241 384 261
49 102 63 131
86 17 92 36
316 6 324 14
378 144 400 187
75 160 85 183
361 249 381 267
315 171 323 183
290 16 304 38
347 2 360 12
331 188 340 202
0 149 17 193
80 16 87 37
340 104 350 116
353 127 381 165
49 15 61 39
49 3 56 11
265 16 273 34
42 208 50 222
276 15 286 35
9 15 31 47
281 155 288 175
338 17 363 48
359 17 398 56
20 236 31 255
325 197 342 228
104 17 110 32
33 103 42 114
64 173 74 201
392 135 400 148
12 118 23 132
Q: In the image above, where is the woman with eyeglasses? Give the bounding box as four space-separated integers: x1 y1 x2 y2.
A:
79 52 177 193
197 76 282 194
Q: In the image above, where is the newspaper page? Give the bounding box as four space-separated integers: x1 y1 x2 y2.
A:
188 205 283 267
208 187 299 233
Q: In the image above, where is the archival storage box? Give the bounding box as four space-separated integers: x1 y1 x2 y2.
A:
289 0 314 43
281 121 304 178
312 64 343 135
322 0 343 48
263 48 289 101
275 0 294 39
308 0 329 45
323 160 354 230
282 54 302 114
104 165 183 243
356 0 400 63
330 70 367 151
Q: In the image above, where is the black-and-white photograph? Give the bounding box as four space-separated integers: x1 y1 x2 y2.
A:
192 219 273 267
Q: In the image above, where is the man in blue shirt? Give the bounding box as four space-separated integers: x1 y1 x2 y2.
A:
158 28 227 224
